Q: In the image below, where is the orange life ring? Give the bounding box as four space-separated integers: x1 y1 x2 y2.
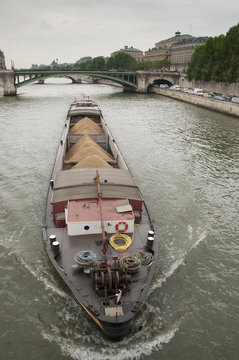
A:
115 221 128 233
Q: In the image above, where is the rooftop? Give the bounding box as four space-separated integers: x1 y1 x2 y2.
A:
172 36 208 47
155 32 193 46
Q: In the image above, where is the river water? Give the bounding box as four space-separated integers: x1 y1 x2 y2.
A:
0 80 238 360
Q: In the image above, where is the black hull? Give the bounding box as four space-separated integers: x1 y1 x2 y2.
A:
101 322 131 341
74 292 131 340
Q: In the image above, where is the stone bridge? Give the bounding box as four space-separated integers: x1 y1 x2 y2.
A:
136 71 180 92
0 70 16 95
0 69 180 96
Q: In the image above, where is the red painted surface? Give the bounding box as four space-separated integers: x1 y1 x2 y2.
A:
133 210 141 224
55 213 66 227
52 200 67 216
52 198 142 228
67 198 134 223
129 199 143 212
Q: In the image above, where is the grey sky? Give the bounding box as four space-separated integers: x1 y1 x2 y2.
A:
1 0 238 68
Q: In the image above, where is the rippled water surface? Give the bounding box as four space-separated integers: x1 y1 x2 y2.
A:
0 80 239 360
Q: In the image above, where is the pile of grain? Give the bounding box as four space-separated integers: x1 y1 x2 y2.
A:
65 134 113 163
69 117 103 134
72 155 112 169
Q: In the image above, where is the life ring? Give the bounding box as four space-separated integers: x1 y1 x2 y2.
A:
115 221 128 233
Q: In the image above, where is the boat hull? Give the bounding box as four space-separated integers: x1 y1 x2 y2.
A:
43 98 158 339
73 292 131 340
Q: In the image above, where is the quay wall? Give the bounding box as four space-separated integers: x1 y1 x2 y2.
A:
97 79 123 88
179 77 239 97
151 88 239 118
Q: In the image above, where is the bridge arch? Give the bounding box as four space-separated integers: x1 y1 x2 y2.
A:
15 73 80 87
41 75 81 83
150 78 173 88
136 71 179 93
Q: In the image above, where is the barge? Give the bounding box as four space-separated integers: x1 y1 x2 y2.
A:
42 98 158 339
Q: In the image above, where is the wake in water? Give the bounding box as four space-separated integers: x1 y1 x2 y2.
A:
149 226 206 294
20 256 69 300
0 227 69 300
41 313 181 360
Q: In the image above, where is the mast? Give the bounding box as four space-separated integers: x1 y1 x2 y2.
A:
95 171 107 257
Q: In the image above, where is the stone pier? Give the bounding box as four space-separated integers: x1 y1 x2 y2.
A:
0 70 16 95
136 71 180 93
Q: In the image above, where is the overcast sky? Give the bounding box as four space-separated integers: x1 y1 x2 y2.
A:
1 0 238 68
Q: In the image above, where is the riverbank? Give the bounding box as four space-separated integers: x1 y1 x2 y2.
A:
98 79 123 88
151 87 239 118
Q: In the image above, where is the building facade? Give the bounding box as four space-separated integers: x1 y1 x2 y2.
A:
144 46 172 62
145 32 193 62
111 46 144 61
144 31 208 71
171 37 208 72
0 50 6 70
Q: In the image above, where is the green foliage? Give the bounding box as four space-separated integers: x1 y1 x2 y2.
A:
106 57 114 70
76 57 106 71
105 54 170 71
76 53 137 71
138 58 170 71
187 23 239 82
107 53 138 71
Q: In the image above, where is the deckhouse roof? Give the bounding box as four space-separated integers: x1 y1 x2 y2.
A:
52 168 143 203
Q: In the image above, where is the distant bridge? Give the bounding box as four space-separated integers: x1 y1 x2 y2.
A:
14 70 138 90
0 69 180 95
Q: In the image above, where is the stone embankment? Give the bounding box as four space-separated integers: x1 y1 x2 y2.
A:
151 88 239 118
98 79 123 88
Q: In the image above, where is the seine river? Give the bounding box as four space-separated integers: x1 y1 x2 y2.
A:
0 80 238 360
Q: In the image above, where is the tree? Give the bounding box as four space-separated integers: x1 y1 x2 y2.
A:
187 23 239 83
106 57 114 70
137 58 170 71
107 53 138 71
91 57 105 70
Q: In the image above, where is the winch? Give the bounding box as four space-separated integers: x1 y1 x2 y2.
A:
93 258 131 298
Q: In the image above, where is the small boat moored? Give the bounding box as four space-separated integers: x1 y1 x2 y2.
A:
42 97 158 340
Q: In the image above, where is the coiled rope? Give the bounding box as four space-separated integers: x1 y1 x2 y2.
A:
119 256 141 273
135 251 152 265
74 250 96 268
109 233 132 252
